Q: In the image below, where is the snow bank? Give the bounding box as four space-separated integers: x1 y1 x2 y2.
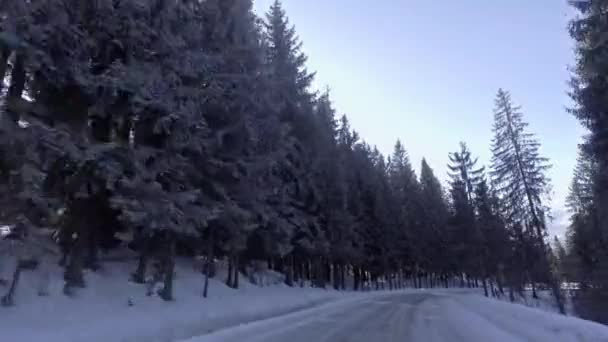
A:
493 289 573 315
409 292 608 342
456 294 608 341
0 260 357 342
4 263 606 342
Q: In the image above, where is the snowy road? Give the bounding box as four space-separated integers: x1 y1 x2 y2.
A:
185 291 608 342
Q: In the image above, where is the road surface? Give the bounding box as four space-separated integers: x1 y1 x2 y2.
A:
185 291 608 342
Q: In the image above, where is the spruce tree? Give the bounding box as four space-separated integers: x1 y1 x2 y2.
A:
568 0 608 322
447 142 484 285
474 177 511 297
490 89 563 312
419 159 450 284
388 140 420 280
565 144 607 321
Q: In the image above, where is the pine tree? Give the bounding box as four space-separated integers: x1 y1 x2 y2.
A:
264 0 315 119
0 0 216 300
419 159 450 284
565 144 607 322
568 1 608 323
491 89 551 240
1 0 600 316
490 89 563 312
474 177 511 297
261 0 328 286
447 142 485 285
388 140 420 282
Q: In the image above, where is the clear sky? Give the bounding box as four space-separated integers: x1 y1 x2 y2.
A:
253 0 584 237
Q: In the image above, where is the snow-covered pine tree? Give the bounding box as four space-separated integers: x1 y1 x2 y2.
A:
262 0 325 287
0 0 215 300
264 0 315 121
193 0 277 290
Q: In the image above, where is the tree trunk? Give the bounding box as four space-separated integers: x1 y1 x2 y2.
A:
203 231 213 298
306 260 311 282
531 281 538 299
131 227 149 283
354 267 360 291
550 279 566 315
490 280 497 297
299 261 305 287
131 250 148 284
509 287 515 302
226 256 234 288
340 264 346 290
285 254 294 287
333 263 340 290
159 238 175 301
482 278 489 297
233 254 240 289
396 269 402 288
497 276 505 295
85 225 100 271
320 258 327 288
159 257 174 301
275 257 284 275
325 260 331 288
64 236 86 295
293 255 300 283
1 263 21 306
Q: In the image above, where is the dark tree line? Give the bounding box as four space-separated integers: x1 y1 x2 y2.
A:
562 0 608 324
0 0 561 309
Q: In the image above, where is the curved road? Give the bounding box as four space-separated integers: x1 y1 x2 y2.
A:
185 291 608 342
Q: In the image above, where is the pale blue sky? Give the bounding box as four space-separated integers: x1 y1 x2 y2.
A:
254 0 583 237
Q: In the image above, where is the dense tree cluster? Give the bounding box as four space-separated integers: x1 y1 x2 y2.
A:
564 0 608 324
0 0 562 311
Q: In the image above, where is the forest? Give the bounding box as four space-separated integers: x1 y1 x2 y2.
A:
0 0 606 326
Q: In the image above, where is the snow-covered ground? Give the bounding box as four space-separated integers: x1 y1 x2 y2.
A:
0 260 373 342
2 261 608 342
193 290 608 342
497 289 575 315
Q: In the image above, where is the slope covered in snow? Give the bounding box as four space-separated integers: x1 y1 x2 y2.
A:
0 260 370 342
2 261 608 342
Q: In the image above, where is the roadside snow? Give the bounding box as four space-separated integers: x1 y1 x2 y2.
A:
493 289 574 315
3 262 607 342
0 260 366 342
187 289 608 342
409 292 608 342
